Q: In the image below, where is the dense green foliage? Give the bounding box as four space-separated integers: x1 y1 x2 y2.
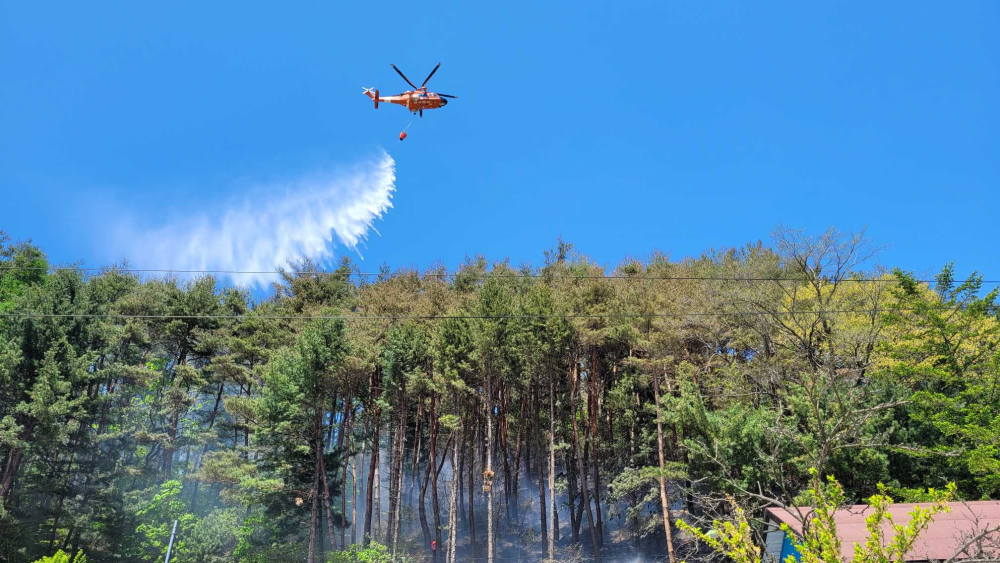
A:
1 228 998 562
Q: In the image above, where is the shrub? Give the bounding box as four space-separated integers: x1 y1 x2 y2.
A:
31 550 86 563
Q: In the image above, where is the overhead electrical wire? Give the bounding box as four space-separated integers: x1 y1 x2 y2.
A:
0 265 992 284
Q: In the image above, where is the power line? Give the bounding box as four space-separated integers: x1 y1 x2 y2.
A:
0 265 992 284
0 307 940 321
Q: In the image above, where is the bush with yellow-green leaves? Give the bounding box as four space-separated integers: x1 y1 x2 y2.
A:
31 551 86 563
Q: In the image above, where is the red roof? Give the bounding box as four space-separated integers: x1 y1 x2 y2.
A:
764 501 1000 561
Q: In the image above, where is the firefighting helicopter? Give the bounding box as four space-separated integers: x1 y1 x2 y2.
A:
363 62 457 140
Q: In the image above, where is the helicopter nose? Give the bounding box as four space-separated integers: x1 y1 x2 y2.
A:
439 98 448 106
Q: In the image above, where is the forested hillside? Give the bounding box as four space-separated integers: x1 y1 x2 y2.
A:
1 228 998 563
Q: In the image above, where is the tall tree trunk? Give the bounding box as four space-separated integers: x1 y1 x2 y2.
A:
548 377 558 558
308 455 320 563
387 393 406 555
363 418 381 546
535 385 548 554
467 408 477 546
386 415 398 546
567 446 579 543
0 446 23 504
363 367 382 547
590 347 604 546
500 387 512 523
357 439 366 544
458 421 466 524
69 527 82 561
320 442 337 552
511 391 526 522
419 424 433 547
653 371 677 563
571 358 600 561
525 413 532 480
408 402 423 532
351 425 358 545
574 444 588 542
374 451 382 540
486 368 495 563
446 396 461 563
0 411 35 503
391 401 407 558
341 404 353 549
430 396 442 562
59 523 75 553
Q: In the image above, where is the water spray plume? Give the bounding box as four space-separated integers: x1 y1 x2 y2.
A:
118 152 396 288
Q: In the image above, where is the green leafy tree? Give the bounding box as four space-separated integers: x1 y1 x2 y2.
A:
134 480 198 562
253 314 349 562
883 265 1000 498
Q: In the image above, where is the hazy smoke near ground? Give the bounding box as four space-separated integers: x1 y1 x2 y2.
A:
118 152 396 288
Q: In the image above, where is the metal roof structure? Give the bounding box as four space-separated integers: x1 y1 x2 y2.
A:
764 501 1000 561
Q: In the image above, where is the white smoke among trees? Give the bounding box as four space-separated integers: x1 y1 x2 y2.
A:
117 152 396 288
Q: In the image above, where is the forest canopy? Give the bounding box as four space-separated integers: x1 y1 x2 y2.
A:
1 228 998 563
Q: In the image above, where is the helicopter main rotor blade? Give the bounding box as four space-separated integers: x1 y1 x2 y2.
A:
421 62 441 87
437 94 458 98
390 64 417 89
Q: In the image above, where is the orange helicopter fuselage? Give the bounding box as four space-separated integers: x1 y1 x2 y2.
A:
365 88 448 113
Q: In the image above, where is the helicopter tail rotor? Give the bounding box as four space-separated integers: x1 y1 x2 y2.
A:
363 87 379 108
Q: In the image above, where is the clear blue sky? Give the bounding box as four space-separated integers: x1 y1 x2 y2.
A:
2 1 997 284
